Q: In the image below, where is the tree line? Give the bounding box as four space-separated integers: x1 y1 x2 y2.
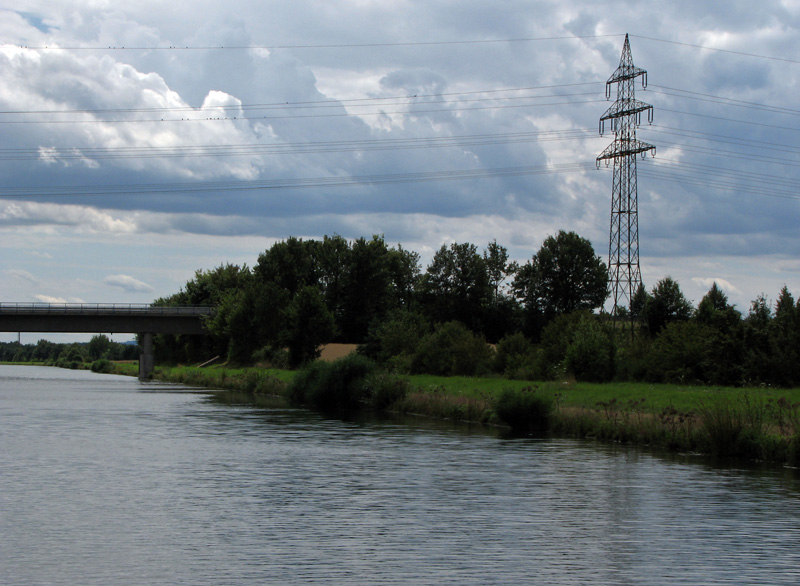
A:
0 335 138 367
152 232 800 387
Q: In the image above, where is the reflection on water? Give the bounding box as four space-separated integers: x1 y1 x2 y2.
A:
1 365 799 585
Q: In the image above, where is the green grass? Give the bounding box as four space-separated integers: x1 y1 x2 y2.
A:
404 375 800 413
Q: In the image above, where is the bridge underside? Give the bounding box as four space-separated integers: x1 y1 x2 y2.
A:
0 314 206 335
0 306 210 380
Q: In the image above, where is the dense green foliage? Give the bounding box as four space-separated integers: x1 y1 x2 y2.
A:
493 387 554 434
286 354 409 412
153 232 607 365
513 230 608 338
146 231 800 388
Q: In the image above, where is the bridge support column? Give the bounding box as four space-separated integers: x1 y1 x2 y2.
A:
139 332 154 380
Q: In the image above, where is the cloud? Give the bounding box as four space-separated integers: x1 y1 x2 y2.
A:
0 2 798 319
25 250 53 259
691 277 743 297
0 201 137 233
103 274 154 293
34 294 84 304
7 269 39 284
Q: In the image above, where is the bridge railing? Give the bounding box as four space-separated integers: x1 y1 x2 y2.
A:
0 303 214 316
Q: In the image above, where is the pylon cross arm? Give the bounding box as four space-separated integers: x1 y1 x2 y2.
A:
600 99 653 122
607 65 647 85
596 139 655 166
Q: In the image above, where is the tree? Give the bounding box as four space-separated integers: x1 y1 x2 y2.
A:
694 282 730 324
643 277 692 336
692 283 744 385
179 263 251 306
339 235 394 342
484 239 513 303
387 244 420 310
769 286 800 385
283 286 336 368
418 242 492 333
87 334 112 360
630 282 648 318
482 240 520 342
31 339 61 362
512 231 607 338
255 237 319 295
216 282 290 363
153 263 251 363
775 285 796 321
316 234 351 326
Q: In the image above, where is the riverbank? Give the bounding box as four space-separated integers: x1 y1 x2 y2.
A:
103 359 800 466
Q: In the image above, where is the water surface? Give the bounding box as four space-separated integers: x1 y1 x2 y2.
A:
2 365 799 585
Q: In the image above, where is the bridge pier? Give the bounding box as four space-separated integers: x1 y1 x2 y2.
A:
139 332 154 380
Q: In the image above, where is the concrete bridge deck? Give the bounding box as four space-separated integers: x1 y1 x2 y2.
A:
0 303 213 379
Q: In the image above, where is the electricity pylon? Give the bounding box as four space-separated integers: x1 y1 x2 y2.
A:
597 34 655 330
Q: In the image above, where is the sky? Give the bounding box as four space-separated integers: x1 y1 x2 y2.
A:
2 0 800 342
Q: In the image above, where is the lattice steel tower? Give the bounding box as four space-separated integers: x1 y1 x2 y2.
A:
597 34 655 323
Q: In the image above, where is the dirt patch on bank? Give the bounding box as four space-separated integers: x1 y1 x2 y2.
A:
319 344 359 362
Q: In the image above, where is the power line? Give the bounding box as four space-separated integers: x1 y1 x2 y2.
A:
0 162 595 199
16 34 621 51
0 82 604 116
0 129 596 161
658 107 800 134
629 34 800 65
0 98 608 125
648 87 800 117
642 137 800 169
644 124 800 155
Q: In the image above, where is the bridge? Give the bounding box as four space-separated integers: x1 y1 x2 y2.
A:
0 303 213 380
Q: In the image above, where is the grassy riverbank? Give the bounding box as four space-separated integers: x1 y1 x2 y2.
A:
104 358 800 466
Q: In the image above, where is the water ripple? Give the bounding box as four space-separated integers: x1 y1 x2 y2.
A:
1 365 799 585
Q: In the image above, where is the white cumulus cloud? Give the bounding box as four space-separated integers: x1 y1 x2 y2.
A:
104 274 154 293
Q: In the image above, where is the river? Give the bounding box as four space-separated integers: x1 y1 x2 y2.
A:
1 365 799 585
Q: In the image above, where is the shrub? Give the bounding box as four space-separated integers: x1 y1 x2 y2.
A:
363 371 411 410
359 310 430 363
410 321 493 376
536 311 589 380
493 332 536 377
252 345 289 369
90 358 114 373
287 354 377 411
564 315 615 382
697 393 770 459
645 321 714 383
493 387 554 434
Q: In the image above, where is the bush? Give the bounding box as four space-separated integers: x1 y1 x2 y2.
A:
493 387 554 434
287 354 377 411
493 332 536 378
697 393 770 459
252 345 289 369
411 321 493 376
359 310 430 363
363 371 411 410
90 358 114 373
535 311 589 380
645 321 714 384
564 315 615 382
